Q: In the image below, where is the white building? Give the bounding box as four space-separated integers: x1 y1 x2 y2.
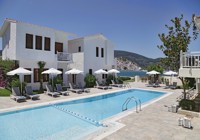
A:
0 18 115 89
68 34 115 86
179 16 200 93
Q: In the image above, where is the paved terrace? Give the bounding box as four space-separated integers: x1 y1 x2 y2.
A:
0 82 200 140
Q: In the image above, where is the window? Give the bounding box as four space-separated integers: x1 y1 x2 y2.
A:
96 47 99 57
35 36 42 50
101 48 104 58
34 69 39 82
26 34 33 49
45 37 51 51
78 46 81 52
102 69 107 79
55 42 63 54
24 68 31 83
89 69 92 75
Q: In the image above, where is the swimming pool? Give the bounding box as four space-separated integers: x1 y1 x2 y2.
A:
0 89 166 140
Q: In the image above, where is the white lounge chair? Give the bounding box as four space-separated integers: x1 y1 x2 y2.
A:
170 82 177 89
69 83 83 94
10 87 26 102
110 80 123 88
25 86 40 100
56 84 70 96
46 85 60 97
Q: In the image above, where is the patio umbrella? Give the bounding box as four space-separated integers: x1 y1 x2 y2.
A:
108 69 120 80
94 69 108 74
65 68 83 84
42 68 62 88
7 67 32 94
164 70 178 84
146 70 160 83
94 69 108 82
146 70 160 75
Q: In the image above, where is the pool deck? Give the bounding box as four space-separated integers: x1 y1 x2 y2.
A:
1 82 200 140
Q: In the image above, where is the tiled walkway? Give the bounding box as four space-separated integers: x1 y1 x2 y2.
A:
0 82 200 140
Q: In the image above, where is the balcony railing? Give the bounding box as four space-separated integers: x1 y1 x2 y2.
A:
180 51 200 68
57 52 72 62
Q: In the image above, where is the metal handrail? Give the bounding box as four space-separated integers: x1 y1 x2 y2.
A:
122 96 142 112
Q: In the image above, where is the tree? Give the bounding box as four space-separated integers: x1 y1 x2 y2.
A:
0 59 15 88
37 61 46 92
157 14 199 99
146 64 164 74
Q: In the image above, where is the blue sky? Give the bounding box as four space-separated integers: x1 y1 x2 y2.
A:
0 0 200 58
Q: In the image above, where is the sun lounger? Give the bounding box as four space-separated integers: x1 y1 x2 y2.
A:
56 84 70 96
25 86 40 100
45 85 60 97
164 82 170 89
153 80 160 87
69 83 83 94
146 80 154 87
110 80 123 88
170 82 177 89
95 81 108 90
10 87 26 102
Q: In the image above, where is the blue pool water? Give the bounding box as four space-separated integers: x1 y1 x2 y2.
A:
0 89 166 140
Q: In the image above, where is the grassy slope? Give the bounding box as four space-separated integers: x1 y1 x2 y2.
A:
0 88 11 96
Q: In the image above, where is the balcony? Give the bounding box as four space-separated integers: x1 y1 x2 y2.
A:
180 51 200 68
57 52 72 62
179 51 200 78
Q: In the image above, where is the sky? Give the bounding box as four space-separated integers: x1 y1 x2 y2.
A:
0 0 200 58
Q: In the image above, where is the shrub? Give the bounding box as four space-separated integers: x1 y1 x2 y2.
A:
84 74 96 87
106 75 115 85
119 76 131 81
49 77 63 88
179 99 195 111
10 79 27 94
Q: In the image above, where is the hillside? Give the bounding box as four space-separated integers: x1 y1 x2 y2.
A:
114 50 161 69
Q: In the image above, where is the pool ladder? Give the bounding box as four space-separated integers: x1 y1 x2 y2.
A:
122 96 142 113
51 104 107 127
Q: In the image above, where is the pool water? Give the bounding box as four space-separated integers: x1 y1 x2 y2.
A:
0 89 166 140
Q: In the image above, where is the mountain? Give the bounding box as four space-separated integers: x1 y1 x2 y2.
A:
114 50 161 69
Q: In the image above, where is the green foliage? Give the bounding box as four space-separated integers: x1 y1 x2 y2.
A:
157 14 199 71
37 61 46 92
106 75 115 85
0 88 11 96
84 74 96 87
11 79 27 94
119 76 131 81
185 78 196 89
0 59 15 87
179 99 195 111
146 64 164 74
49 76 63 88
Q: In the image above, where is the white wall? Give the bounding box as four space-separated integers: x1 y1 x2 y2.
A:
2 23 16 60
68 38 84 53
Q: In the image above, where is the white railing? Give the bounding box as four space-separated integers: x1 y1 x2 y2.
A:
180 51 200 68
57 52 72 61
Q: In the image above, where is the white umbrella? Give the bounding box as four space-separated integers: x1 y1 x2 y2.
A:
164 70 178 85
7 67 32 94
108 69 120 80
146 70 160 83
163 70 177 76
65 68 83 74
42 68 62 88
146 70 160 75
65 68 83 84
94 69 108 74
108 69 120 74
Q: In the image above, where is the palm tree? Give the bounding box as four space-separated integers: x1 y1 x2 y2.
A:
37 61 46 92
